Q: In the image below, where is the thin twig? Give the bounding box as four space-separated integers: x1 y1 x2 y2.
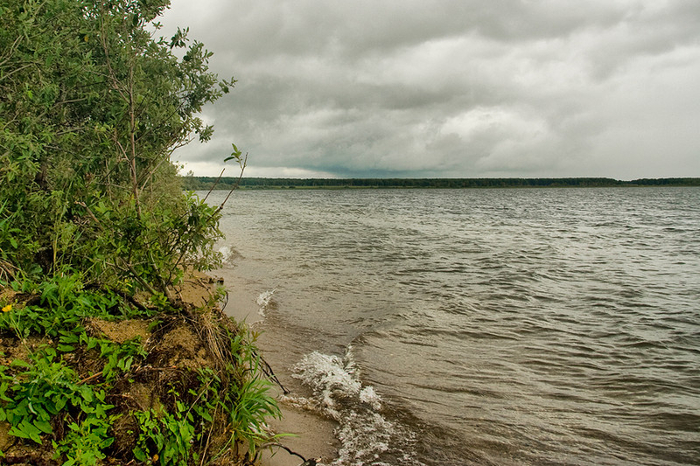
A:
80 372 102 384
199 402 220 466
216 153 248 214
254 349 288 394
260 442 307 462
203 168 225 203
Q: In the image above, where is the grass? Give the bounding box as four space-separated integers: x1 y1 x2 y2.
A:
0 272 281 465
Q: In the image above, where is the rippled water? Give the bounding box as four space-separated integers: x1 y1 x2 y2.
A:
211 187 700 466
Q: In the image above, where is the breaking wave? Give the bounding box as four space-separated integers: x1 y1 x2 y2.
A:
287 348 424 466
218 245 242 265
256 289 276 317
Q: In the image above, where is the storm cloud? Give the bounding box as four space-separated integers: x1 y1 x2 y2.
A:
161 0 700 179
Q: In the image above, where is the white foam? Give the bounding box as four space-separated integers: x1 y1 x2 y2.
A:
291 349 416 466
293 351 361 416
256 289 276 316
217 245 241 265
218 245 231 258
334 411 394 466
359 386 382 411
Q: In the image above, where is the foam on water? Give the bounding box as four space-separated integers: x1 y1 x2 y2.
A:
256 289 276 317
218 245 244 266
289 348 424 466
211 187 700 465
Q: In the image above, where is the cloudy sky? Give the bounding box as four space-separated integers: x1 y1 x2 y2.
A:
160 0 700 179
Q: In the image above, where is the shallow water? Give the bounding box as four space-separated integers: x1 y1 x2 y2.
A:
212 187 700 466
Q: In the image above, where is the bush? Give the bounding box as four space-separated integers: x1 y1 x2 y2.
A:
0 2 279 464
0 0 237 300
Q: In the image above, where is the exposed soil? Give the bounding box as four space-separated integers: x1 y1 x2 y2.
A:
0 272 258 465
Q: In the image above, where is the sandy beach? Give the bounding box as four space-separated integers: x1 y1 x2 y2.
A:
258 401 338 466
220 273 339 466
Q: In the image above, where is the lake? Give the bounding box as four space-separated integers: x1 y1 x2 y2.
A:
209 187 700 466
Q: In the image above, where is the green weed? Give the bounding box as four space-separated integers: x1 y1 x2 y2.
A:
133 396 198 466
0 347 112 446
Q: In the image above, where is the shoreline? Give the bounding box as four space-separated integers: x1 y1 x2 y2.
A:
218 272 339 466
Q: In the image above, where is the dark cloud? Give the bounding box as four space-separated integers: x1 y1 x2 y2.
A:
162 0 700 178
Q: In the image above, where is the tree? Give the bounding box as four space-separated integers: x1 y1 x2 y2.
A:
0 0 237 302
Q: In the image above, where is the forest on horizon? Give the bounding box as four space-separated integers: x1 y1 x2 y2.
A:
182 176 700 191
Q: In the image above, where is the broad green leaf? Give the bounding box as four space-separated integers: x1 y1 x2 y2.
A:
33 419 53 434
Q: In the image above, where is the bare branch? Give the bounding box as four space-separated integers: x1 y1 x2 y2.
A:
216 152 248 214
202 168 225 203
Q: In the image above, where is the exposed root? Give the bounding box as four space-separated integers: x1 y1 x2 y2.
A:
0 259 16 283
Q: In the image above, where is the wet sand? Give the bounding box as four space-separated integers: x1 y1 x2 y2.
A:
259 400 338 466
220 273 339 466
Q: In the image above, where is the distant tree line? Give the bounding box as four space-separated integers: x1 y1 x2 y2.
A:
181 176 700 191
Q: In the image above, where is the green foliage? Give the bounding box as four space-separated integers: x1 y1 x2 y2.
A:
227 375 280 457
0 273 141 339
56 415 118 466
0 339 126 464
0 347 112 445
0 0 234 299
130 333 281 465
0 278 281 464
133 398 198 466
0 2 283 464
221 329 282 457
82 334 148 383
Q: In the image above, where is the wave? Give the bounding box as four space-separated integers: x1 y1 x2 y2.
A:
287 348 424 466
218 245 243 265
256 289 276 317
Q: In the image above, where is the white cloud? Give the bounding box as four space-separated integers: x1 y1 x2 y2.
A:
162 0 700 178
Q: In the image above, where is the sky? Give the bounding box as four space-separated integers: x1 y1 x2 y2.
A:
160 0 700 179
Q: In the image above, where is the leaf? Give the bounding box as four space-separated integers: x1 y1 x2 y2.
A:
33 419 53 434
224 142 243 162
55 397 67 411
59 331 80 344
80 386 94 403
10 420 43 444
133 446 148 462
0 383 11 402
10 359 31 368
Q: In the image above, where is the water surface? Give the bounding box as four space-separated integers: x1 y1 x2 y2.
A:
212 187 700 466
